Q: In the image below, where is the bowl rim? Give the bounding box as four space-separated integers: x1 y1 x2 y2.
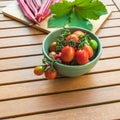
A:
42 27 102 68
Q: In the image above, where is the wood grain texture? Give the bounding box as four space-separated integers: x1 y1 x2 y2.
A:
0 35 45 48
0 0 120 120
0 71 119 101
0 86 120 118
113 0 120 10
0 27 44 38
10 102 120 120
97 27 120 37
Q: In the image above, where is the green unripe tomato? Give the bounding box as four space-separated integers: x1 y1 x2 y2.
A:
89 39 98 50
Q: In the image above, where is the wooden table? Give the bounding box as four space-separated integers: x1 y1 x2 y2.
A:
0 0 120 119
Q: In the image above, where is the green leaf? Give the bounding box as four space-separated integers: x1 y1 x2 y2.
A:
74 0 91 7
48 15 69 28
75 0 108 20
69 12 93 30
50 0 73 17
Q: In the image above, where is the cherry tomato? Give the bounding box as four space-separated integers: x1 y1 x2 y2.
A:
50 41 57 52
89 39 98 50
34 65 45 76
66 34 79 44
45 67 57 80
73 30 85 37
54 52 61 60
75 49 89 65
61 45 75 63
83 44 93 58
49 51 56 58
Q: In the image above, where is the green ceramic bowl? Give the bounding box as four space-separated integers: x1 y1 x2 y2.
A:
42 27 102 77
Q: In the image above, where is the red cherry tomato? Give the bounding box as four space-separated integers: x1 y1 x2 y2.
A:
75 49 89 65
54 52 61 60
45 67 57 80
73 30 85 37
66 34 79 44
61 45 75 63
34 66 45 76
83 44 93 58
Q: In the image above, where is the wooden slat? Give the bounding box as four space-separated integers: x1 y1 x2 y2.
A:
101 36 120 47
0 35 120 48
113 0 120 10
90 58 120 73
0 45 120 59
97 27 120 37
0 45 42 58
101 46 120 59
0 35 45 48
107 5 119 12
0 18 120 29
109 11 120 19
0 71 120 101
0 14 11 21
0 54 120 72
10 102 120 120
100 0 114 5
0 20 26 29
0 58 120 84
0 55 42 71
0 1 14 7
0 27 43 38
102 19 120 28
0 86 120 118
0 27 119 39
0 68 45 85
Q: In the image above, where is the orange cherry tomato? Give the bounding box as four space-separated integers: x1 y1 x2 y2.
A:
66 34 79 44
50 41 57 52
34 65 45 76
45 67 57 80
61 45 75 63
73 30 85 37
83 44 93 58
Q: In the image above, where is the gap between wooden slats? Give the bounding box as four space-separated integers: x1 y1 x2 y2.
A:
0 71 119 101
0 58 120 84
0 85 120 119
8 102 120 120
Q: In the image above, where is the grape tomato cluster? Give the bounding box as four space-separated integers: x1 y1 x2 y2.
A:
49 29 98 65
